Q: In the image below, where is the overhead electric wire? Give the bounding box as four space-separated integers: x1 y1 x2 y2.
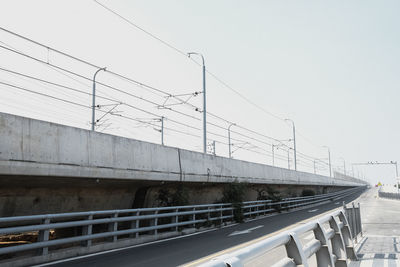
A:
0 78 317 169
1 48 324 168
1 43 312 164
0 26 333 170
0 65 296 165
91 1 286 122
0 26 319 161
0 42 202 123
0 66 200 132
0 24 292 150
0 80 202 138
0 26 196 109
89 2 337 160
0 45 203 130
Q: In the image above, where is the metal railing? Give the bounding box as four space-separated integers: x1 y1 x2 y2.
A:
378 190 400 200
199 205 361 267
0 186 364 265
343 202 362 243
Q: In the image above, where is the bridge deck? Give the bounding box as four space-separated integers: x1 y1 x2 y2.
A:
350 188 400 266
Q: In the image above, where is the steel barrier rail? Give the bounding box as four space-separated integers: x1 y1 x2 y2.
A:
0 186 365 265
240 187 363 219
199 207 361 267
343 202 362 243
378 190 400 200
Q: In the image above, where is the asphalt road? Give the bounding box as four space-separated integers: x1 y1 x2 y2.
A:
44 190 365 267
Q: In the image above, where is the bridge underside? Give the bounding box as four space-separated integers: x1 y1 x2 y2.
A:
0 112 365 217
0 175 349 217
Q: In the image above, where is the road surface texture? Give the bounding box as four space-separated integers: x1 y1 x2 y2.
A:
349 187 400 266
39 191 364 267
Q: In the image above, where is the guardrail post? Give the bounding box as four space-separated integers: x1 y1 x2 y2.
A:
192 207 196 228
37 217 50 256
153 210 159 236
329 215 349 266
285 232 308 267
173 208 179 231
338 211 357 260
130 211 140 238
268 201 272 215
82 214 93 247
108 213 118 242
220 205 223 225
256 203 260 217
351 203 357 242
314 222 335 266
357 203 363 237
263 201 267 215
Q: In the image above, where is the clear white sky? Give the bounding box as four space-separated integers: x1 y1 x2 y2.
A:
0 0 399 184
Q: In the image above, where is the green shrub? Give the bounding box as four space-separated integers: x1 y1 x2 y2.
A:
220 182 247 223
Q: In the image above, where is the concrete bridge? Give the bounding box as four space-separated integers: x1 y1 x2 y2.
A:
0 112 367 216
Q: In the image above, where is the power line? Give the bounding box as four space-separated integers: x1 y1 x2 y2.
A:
0 45 203 128
91 1 286 122
0 26 334 171
1 45 327 167
1 78 322 170
0 27 302 154
0 80 205 139
0 26 199 112
0 65 290 163
86 4 332 161
0 43 304 158
0 66 200 131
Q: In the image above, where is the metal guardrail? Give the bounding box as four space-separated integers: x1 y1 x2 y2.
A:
199 205 361 267
378 190 400 200
0 186 364 265
343 202 362 243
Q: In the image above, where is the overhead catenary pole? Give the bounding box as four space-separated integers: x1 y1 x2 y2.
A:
314 160 316 174
396 162 399 192
272 145 275 166
323 146 332 177
285 119 297 171
188 52 206 153
161 116 164 145
91 67 106 131
212 141 216 155
339 158 346 176
273 140 291 167
228 123 235 158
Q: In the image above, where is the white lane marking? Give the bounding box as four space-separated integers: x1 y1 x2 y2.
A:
36 193 356 266
308 209 319 213
228 225 264 236
32 223 239 267
335 202 340 204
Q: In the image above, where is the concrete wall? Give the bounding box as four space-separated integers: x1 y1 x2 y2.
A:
0 112 366 187
0 175 346 216
0 176 140 217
